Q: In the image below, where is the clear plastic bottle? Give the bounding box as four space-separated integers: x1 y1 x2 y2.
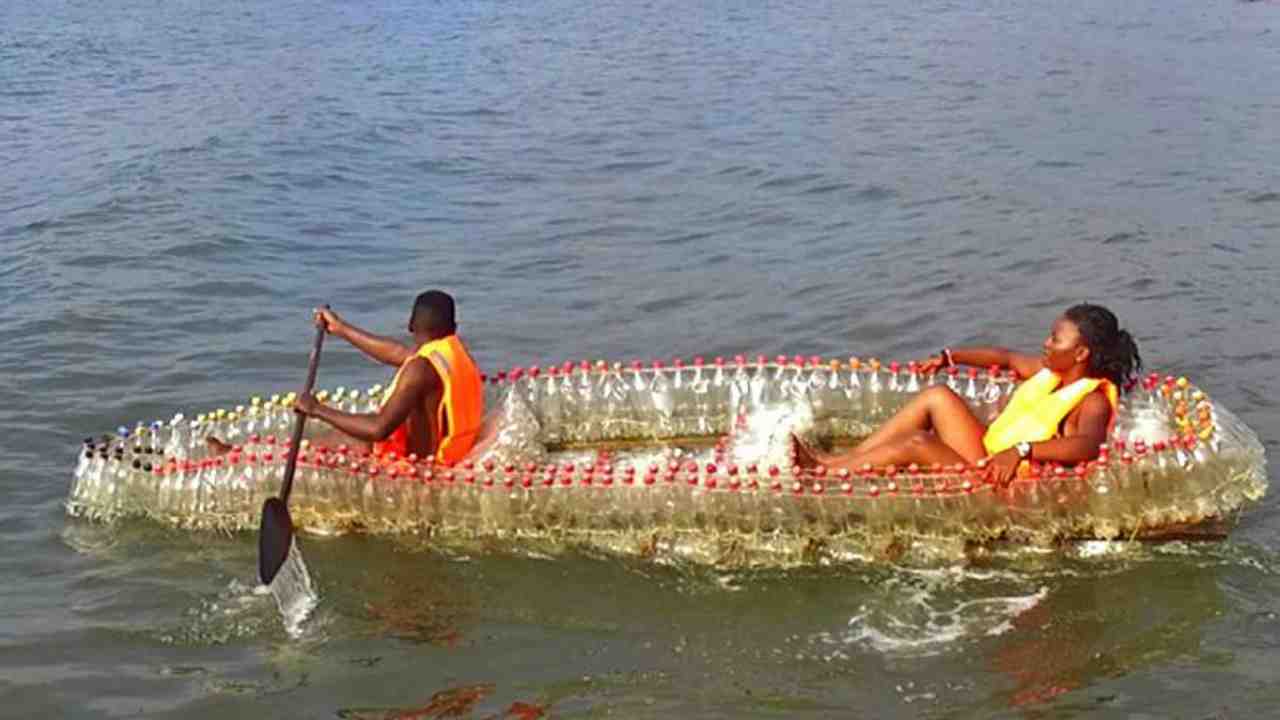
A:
690 357 713 434
541 366 565 445
841 358 864 427
726 355 751 420
904 362 922 394
575 361 595 439
649 361 674 435
864 359 884 421
747 355 769 411
709 357 731 431
960 367 978 403
70 439 95 501
597 362 629 439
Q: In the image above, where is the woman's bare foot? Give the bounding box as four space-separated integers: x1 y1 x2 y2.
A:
205 436 234 456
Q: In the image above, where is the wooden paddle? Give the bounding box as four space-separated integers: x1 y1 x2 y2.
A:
258 308 327 585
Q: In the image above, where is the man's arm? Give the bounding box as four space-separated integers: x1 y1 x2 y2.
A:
295 358 439 442
317 308 413 367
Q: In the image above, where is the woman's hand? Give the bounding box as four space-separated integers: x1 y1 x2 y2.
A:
984 448 1022 486
916 353 947 375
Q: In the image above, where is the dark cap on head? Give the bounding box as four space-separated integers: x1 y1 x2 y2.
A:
411 290 457 335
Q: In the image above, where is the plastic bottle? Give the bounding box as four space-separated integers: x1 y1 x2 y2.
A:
726 355 751 419
904 362 922 394
71 439 95 501
690 357 713 434
649 361 674 434
541 366 565 445
558 362 579 442
864 359 884 421
747 355 769 411
597 362 629 439
964 367 980 402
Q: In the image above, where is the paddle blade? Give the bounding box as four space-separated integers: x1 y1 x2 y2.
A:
258 497 294 585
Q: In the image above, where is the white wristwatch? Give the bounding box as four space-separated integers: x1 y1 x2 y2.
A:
1015 441 1032 459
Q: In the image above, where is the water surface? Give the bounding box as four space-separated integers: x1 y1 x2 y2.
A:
3 0 1280 716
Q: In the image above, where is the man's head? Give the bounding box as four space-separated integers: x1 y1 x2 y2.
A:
409 290 457 340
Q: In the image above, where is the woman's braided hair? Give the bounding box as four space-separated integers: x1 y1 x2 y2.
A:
1064 304 1142 391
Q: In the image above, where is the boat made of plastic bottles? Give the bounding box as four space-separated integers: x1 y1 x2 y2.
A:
67 356 1268 563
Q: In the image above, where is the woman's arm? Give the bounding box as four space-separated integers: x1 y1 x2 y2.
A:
1023 391 1111 463
922 346 1043 379
985 391 1111 484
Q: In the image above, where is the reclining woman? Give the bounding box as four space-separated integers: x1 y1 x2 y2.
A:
795 304 1141 484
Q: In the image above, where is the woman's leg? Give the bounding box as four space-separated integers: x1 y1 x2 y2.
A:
823 430 971 471
855 384 962 450
803 386 988 469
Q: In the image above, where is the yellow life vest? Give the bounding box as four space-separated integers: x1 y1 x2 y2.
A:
982 368 1118 455
378 335 485 465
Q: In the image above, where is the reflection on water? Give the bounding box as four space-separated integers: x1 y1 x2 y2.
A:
336 683 548 720
988 549 1224 708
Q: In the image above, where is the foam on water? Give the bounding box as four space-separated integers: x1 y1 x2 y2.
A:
808 568 1050 659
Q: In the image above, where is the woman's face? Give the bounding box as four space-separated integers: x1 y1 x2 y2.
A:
1043 317 1089 373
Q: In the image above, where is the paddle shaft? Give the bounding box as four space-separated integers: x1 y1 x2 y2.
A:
278 312 327 504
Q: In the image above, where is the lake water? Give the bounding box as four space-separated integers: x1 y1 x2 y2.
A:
3 0 1280 716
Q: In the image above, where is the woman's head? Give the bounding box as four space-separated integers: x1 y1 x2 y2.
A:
1042 304 1142 389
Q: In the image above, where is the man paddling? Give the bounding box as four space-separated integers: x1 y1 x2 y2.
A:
292 290 485 464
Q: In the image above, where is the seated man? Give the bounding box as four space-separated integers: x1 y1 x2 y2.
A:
293 290 485 465
795 304 1141 484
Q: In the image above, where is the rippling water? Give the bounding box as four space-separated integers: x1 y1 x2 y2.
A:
4 0 1280 716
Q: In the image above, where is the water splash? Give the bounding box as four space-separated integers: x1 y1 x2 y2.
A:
266 538 318 638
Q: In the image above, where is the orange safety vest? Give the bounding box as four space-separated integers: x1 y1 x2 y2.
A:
982 369 1118 456
373 335 484 465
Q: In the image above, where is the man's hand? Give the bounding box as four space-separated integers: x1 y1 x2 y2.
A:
314 307 345 335
984 448 1021 486
293 392 321 417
